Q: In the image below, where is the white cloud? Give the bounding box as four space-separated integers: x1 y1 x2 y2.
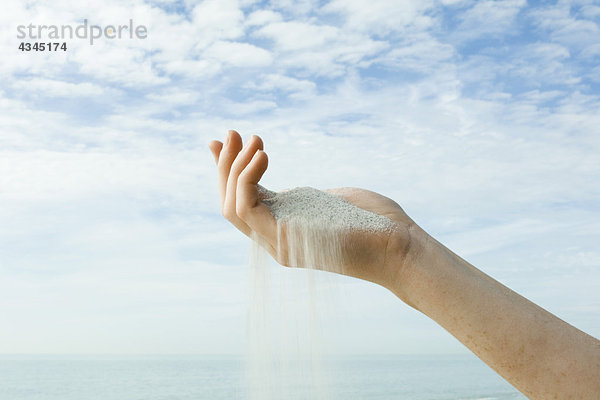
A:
245 74 316 99
190 0 245 43
256 21 339 51
146 88 201 105
455 0 526 39
222 98 278 114
268 0 321 16
529 1 600 47
1 0 599 355
323 0 434 35
255 21 388 76
440 219 563 257
204 40 272 67
580 43 600 59
245 9 282 26
439 0 473 5
159 58 221 79
509 43 580 85
377 33 455 72
579 4 600 19
76 47 168 86
12 78 106 97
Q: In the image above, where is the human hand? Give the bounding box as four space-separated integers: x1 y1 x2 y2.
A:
208 130 423 288
210 130 600 400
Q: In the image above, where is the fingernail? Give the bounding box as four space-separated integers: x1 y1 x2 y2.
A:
254 149 265 159
225 130 232 145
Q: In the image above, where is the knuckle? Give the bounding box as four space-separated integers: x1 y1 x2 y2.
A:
236 203 249 219
217 154 233 170
237 168 250 183
222 206 236 221
229 162 243 176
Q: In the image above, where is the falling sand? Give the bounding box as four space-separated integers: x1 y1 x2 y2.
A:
246 187 394 400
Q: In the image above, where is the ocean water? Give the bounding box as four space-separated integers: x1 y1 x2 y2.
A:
0 354 526 400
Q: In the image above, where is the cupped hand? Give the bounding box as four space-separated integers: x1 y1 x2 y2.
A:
208 130 421 287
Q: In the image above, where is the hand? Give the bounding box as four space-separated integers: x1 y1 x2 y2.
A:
210 130 600 400
208 130 423 288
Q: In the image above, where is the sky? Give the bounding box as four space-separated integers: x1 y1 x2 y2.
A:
0 0 599 355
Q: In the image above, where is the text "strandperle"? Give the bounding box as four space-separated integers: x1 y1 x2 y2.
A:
17 19 148 45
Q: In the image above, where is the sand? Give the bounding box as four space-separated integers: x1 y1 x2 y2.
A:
247 186 394 400
261 186 394 233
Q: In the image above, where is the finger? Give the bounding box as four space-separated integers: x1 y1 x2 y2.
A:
237 150 278 248
208 140 223 164
217 130 243 209
223 135 264 234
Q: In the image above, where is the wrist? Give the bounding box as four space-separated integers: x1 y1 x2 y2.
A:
382 223 442 309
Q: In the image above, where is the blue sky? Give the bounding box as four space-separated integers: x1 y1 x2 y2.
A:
0 0 599 355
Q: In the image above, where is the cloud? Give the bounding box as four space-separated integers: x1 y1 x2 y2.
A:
146 88 201 105
221 98 278 115
12 78 106 97
579 4 600 19
376 33 456 72
244 74 317 99
267 0 321 16
190 0 245 43
1 0 599 354
529 1 600 48
245 9 282 26
256 21 339 51
454 0 526 39
204 40 273 67
255 21 388 76
323 0 434 35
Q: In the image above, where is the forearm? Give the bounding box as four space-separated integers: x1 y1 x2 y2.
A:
389 228 600 399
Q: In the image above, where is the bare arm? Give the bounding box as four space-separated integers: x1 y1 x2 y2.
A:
209 130 600 399
392 227 600 399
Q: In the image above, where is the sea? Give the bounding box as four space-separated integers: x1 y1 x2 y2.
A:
0 354 527 400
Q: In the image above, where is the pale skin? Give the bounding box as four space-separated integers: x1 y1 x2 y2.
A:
209 130 600 399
